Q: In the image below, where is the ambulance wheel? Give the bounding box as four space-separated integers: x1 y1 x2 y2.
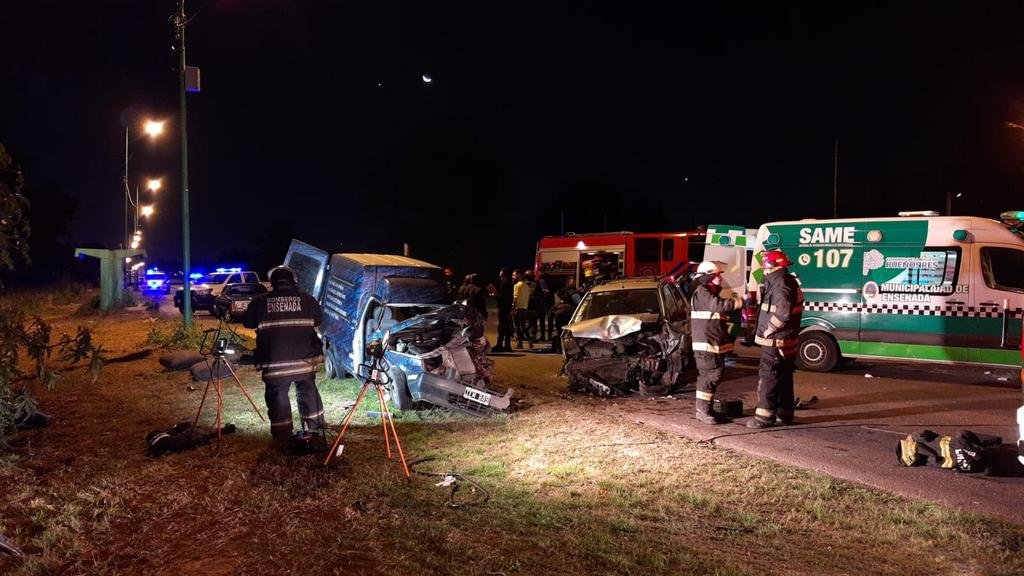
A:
796 331 840 372
323 345 337 379
386 367 414 411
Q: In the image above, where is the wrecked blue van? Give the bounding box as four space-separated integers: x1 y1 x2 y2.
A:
283 239 512 416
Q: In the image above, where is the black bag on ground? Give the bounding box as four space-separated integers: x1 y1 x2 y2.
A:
159 351 206 371
895 429 1002 473
189 359 235 382
146 422 235 456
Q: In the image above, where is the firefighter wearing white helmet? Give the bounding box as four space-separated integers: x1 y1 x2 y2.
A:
689 260 744 424
749 249 804 429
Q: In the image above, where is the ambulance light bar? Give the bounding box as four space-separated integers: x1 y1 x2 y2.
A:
999 210 1024 227
898 211 940 217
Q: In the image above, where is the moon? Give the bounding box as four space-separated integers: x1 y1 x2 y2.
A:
422 74 432 84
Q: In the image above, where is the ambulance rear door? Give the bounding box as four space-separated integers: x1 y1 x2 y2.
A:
704 224 750 299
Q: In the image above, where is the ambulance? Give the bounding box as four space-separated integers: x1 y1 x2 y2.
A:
748 211 1024 372
702 225 758 343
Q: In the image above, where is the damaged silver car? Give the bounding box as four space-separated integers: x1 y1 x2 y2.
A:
560 277 691 396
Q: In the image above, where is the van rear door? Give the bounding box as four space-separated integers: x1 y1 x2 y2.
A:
283 239 330 300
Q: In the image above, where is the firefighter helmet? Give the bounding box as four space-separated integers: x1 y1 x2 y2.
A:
762 249 792 269
695 260 727 276
267 265 296 286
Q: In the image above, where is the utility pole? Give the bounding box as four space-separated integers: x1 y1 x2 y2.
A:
832 138 838 219
124 127 130 249
175 0 193 325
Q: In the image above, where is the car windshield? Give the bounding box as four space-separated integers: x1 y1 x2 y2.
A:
574 288 661 321
227 283 264 296
202 273 232 285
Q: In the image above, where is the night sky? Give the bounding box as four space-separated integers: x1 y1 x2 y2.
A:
4 2 1024 276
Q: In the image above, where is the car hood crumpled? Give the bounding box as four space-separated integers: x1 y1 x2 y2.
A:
564 314 659 340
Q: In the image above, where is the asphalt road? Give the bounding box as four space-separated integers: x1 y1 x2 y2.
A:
566 350 1024 525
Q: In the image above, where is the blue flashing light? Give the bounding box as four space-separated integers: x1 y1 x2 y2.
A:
189 273 204 280
145 267 163 276
214 267 243 274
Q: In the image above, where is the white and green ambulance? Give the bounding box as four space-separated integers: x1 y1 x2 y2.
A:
703 224 756 297
747 211 1024 372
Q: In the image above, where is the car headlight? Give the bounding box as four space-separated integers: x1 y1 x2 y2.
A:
561 331 580 355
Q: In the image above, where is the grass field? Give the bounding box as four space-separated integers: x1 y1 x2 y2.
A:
1 293 1023 575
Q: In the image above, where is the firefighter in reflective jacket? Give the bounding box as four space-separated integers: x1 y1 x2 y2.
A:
244 266 325 444
749 249 804 428
689 261 744 424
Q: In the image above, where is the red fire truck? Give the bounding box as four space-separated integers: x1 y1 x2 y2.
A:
535 231 707 289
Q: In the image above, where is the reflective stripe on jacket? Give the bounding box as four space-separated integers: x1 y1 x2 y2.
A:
689 276 742 354
243 284 323 380
754 268 804 346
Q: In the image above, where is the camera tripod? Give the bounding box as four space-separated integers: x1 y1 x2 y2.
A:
323 360 410 477
193 343 265 450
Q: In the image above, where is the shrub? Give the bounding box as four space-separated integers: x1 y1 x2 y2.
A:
146 322 202 350
0 308 104 444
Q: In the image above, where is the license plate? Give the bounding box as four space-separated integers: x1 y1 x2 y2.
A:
233 301 248 310
462 387 491 405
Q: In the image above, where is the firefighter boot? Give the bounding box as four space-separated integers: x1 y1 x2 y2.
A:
696 410 731 425
695 397 730 424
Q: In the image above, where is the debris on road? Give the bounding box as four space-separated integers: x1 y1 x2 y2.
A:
795 395 819 409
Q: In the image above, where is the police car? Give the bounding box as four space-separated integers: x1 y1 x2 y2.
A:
174 268 265 315
212 282 268 322
140 268 171 294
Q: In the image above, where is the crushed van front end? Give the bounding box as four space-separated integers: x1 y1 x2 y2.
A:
373 304 512 416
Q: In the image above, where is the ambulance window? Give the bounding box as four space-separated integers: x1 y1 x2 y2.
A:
981 248 1024 293
662 239 674 262
635 238 660 263
886 248 959 288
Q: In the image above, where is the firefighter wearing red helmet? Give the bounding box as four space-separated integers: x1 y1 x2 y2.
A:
749 249 804 428
689 260 744 424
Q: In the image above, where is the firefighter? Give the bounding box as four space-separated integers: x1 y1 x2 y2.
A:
749 249 804 428
243 266 326 446
689 260 744 424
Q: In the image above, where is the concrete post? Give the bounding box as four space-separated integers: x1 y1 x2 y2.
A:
74 248 146 310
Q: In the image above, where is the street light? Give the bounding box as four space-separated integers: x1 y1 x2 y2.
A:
141 205 154 217
144 120 165 138
146 178 162 192
123 119 163 249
